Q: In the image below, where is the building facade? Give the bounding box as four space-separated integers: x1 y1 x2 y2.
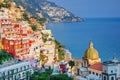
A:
88 62 102 78
102 58 120 80
0 13 35 60
0 60 33 80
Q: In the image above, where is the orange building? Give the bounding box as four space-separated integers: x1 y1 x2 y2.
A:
0 17 35 60
2 37 34 59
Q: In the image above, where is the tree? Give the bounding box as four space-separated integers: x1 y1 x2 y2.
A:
38 18 47 25
23 12 29 20
39 53 48 67
0 1 11 8
68 60 75 72
30 69 52 80
26 71 31 80
54 40 65 61
50 74 73 80
31 24 37 31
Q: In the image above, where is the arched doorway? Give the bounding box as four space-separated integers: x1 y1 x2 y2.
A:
104 76 106 80
111 76 114 80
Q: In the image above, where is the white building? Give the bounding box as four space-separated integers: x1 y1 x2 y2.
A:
0 60 33 80
29 32 43 60
64 49 72 61
102 57 120 80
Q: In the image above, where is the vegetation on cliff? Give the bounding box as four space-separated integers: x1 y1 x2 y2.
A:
0 50 13 64
0 0 11 8
54 40 65 61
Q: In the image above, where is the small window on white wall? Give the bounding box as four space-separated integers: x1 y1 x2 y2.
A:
111 70 113 73
105 70 106 73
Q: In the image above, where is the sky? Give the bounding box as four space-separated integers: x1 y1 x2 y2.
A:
47 0 120 18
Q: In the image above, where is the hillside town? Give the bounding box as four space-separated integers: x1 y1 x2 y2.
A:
13 0 82 22
0 0 120 80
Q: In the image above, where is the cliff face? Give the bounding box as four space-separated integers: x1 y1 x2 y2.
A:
12 0 82 22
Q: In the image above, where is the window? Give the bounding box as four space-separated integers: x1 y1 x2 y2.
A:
22 72 25 77
18 67 21 72
0 73 3 77
111 70 113 73
104 76 106 80
18 74 21 78
16 68 18 73
28 65 30 68
20 67 22 71
8 70 12 75
22 66 24 71
96 73 98 76
89 71 91 74
111 77 114 80
14 75 17 79
3 72 5 76
5 71 8 76
105 70 106 73
10 41 14 45
36 47 38 49
24 66 26 70
14 69 17 73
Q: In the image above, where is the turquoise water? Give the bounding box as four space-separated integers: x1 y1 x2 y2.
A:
47 18 120 62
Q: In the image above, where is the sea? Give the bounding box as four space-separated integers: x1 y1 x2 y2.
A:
47 18 120 62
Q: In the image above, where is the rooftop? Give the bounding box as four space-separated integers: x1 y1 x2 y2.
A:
0 59 30 72
0 59 22 68
103 57 120 65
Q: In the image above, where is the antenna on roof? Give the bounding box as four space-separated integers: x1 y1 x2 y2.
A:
113 53 117 59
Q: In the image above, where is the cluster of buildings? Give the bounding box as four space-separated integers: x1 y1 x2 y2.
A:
42 5 70 17
0 10 39 79
75 41 120 80
50 41 120 80
0 8 57 62
0 3 60 79
0 1 120 80
41 4 70 21
0 12 35 60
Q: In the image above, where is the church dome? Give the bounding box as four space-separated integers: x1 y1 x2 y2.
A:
84 41 99 59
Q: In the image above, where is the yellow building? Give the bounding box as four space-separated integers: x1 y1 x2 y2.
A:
0 40 2 50
82 41 101 67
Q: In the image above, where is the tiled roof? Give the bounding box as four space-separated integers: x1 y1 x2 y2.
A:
88 63 102 71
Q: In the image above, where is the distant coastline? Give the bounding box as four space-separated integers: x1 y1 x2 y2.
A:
13 0 84 23
47 18 84 23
